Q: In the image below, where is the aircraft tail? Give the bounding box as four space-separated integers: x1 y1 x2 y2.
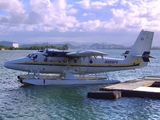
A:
125 30 154 67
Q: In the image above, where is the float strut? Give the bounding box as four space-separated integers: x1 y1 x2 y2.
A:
105 72 109 80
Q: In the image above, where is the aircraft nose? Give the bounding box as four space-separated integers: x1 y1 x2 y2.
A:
4 61 12 69
4 57 28 70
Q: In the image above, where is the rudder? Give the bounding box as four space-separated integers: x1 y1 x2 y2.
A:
129 30 154 56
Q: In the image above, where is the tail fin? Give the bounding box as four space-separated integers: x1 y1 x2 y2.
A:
125 30 154 67
129 30 154 56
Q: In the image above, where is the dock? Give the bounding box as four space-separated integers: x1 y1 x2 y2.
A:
87 76 160 100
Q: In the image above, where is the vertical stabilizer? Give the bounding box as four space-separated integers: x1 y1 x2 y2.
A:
129 30 154 56
125 30 154 68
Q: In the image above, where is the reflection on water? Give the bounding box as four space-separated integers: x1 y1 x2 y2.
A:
0 50 160 120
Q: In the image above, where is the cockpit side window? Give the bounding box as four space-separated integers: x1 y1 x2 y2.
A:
27 54 38 60
33 55 37 60
27 54 34 58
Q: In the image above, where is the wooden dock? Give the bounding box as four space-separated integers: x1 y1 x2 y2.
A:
87 76 160 100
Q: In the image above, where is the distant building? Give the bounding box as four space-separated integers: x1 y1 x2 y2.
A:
12 43 19 48
0 41 19 48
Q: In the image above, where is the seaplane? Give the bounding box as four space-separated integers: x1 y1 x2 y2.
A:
4 30 154 85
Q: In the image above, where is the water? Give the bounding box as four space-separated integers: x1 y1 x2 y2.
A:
0 50 160 120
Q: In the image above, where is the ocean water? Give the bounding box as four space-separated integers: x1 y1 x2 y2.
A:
0 50 160 120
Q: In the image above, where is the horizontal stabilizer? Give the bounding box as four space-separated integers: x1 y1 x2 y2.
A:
142 51 154 62
131 51 154 62
121 50 130 58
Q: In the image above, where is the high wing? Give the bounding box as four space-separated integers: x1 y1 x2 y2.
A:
66 50 107 57
40 49 107 58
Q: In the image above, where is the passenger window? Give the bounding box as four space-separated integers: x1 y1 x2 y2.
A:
89 60 93 64
73 59 77 63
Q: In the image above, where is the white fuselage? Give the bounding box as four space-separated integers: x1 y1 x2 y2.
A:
4 51 142 74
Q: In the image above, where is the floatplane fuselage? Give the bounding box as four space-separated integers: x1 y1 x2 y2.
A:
4 30 154 85
3 50 141 74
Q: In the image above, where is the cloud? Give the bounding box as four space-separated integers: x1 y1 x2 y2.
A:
0 0 78 32
76 0 108 9
0 0 160 45
67 8 78 14
104 0 118 6
1 0 160 32
0 0 27 24
33 0 78 32
82 13 88 16
90 2 107 9
80 20 101 31
82 12 94 17
110 0 160 31
0 0 25 13
76 0 90 9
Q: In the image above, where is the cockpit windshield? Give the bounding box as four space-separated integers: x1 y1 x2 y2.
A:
27 54 38 60
27 54 34 58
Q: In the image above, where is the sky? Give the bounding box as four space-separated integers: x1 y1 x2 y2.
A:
0 0 160 46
